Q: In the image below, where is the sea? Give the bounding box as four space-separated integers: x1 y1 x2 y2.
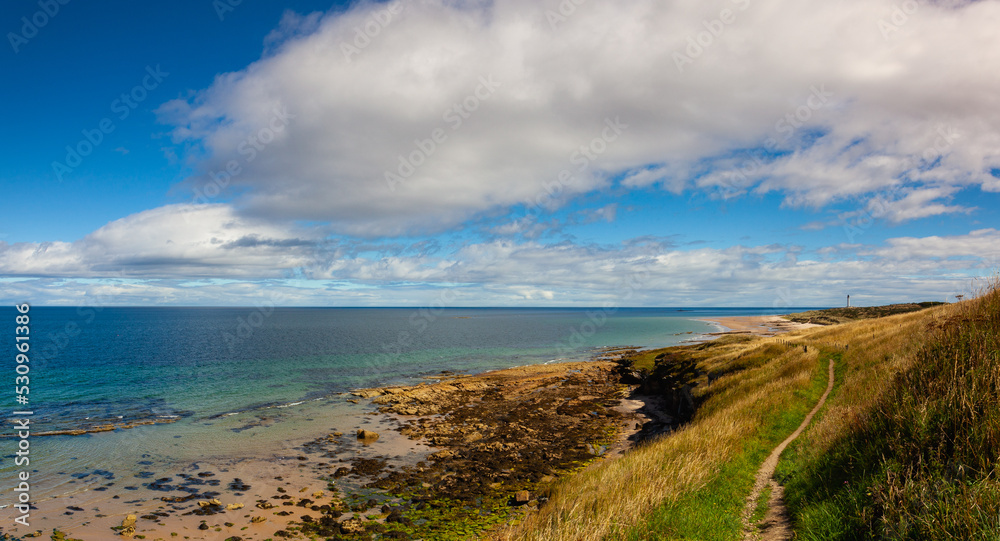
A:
0 306 814 518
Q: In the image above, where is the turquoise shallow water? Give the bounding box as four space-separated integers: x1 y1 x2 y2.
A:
0 306 810 497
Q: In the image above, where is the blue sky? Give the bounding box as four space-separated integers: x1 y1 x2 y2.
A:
2 0 999 307
2 0 341 241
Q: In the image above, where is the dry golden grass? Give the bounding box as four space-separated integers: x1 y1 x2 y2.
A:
785 304 954 463
492 296 980 541
783 282 1000 539
492 330 825 541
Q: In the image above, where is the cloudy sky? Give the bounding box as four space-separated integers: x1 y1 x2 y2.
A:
2 0 999 307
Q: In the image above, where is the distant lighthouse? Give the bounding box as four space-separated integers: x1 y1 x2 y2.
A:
847 294 851 307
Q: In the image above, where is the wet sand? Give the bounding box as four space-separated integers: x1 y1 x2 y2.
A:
0 323 756 539
0 360 643 540
0 403 435 540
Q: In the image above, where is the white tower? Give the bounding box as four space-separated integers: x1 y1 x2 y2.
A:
847 294 851 307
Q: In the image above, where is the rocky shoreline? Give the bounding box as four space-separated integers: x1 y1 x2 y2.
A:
266 353 703 539
0 319 821 540
0 353 688 540
291 360 647 538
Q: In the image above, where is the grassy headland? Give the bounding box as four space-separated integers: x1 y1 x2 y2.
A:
779 286 1000 539
783 302 945 326
495 285 999 540
494 332 830 540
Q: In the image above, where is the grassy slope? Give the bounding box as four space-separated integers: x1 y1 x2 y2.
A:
620 351 834 540
779 286 1000 539
784 302 944 326
496 286 999 540
493 332 829 540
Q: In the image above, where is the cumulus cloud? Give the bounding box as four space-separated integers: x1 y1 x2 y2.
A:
0 205 320 279
864 228 1000 261
159 0 1000 236
6 0 999 307
3 225 995 306
875 186 973 223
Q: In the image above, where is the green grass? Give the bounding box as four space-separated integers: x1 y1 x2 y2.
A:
780 284 1000 539
784 302 944 326
628 347 666 372
751 483 773 526
611 351 835 541
496 290 996 541
628 335 758 373
494 335 827 540
618 447 757 540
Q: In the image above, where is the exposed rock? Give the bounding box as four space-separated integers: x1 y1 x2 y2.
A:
344 360 637 509
119 514 137 537
226 503 244 510
356 429 380 441
351 457 387 476
340 517 366 534
283 359 649 539
429 449 457 460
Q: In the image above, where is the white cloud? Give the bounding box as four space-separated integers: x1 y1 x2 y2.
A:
865 228 1000 261
8 1 1000 307
2 207 995 305
0 205 319 279
159 0 1000 236
876 186 973 223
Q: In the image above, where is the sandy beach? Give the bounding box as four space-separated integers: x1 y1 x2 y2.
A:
0 398 437 540
1 360 646 540
698 315 821 337
0 315 810 540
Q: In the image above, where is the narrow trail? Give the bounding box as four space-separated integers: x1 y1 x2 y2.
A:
741 355 836 541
